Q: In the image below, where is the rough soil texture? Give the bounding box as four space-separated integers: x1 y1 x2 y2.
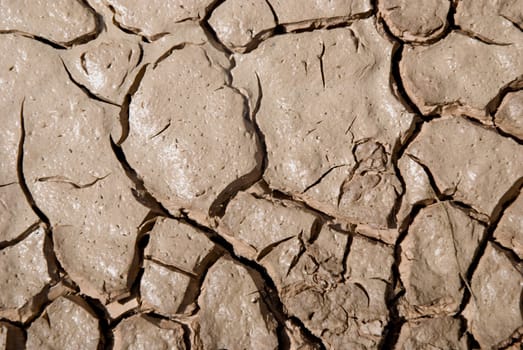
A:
0 0 522 349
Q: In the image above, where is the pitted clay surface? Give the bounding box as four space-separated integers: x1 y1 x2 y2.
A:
1 1 522 349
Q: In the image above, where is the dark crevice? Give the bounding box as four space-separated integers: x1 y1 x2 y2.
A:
59 57 120 107
121 212 158 309
17 100 50 226
303 164 348 194
318 41 326 89
201 0 233 55
0 221 40 250
152 44 187 68
81 295 113 350
388 43 424 116
208 70 265 219
388 115 425 228
180 322 193 350
109 138 171 217
178 214 326 350
457 177 523 315
0 30 96 50
116 64 148 145
244 72 269 178
379 202 430 350
175 246 223 316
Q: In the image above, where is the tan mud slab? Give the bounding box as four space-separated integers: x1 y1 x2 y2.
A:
0 0 522 349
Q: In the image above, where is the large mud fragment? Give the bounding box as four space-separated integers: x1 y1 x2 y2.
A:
113 314 186 350
0 34 149 302
139 260 192 317
0 226 53 323
378 0 450 43
0 0 98 46
145 217 216 275
233 18 414 234
493 190 523 259
455 0 523 44
395 317 467 349
197 257 279 350
495 90 523 140
406 117 523 219
463 243 523 349
123 43 261 224
219 191 318 259
400 32 523 121
60 33 142 105
104 0 214 40
209 0 276 53
26 296 100 350
399 202 485 318
140 218 217 316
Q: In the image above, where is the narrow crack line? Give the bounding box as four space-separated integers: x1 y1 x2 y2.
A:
208 71 266 218
252 71 269 175
499 14 523 32
17 99 49 226
318 41 326 89
117 64 148 145
59 57 121 107
149 120 171 139
105 3 146 40
109 137 173 217
340 230 354 283
457 176 523 315
454 28 513 46
145 257 199 279
153 43 188 68
78 294 114 350
176 246 223 316
441 203 474 300
257 235 295 261
178 213 326 350
379 202 431 349
404 154 445 199
36 173 110 189
303 164 348 194
0 221 41 250
388 115 425 228
264 0 279 24
201 0 233 55
0 30 66 49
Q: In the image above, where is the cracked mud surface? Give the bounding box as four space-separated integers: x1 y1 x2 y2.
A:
0 0 522 349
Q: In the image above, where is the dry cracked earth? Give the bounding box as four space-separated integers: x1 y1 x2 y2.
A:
0 0 522 349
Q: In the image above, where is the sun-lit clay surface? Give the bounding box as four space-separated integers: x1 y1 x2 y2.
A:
399 202 485 318
1 1 523 349
400 32 523 121
0 0 98 46
0 226 53 323
378 0 450 43
395 317 468 349
104 0 214 40
463 243 523 349
26 296 101 350
113 314 186 350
